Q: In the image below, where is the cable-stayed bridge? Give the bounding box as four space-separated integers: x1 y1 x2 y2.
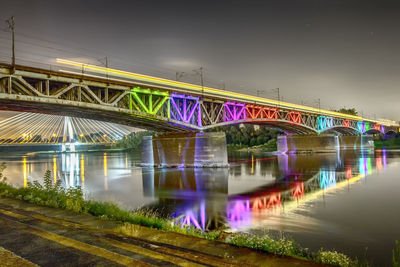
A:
0 112 130 151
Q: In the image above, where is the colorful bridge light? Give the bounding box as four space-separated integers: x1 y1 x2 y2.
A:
365 122 370 131
245 105 278 120
129 87 169 116
292 182 305 200
381 125 385 133
226 199 252 229
317 116 333 131
252 192 282 211
289 111 302 124
346 166 353 179
343 119 350 128
224 102 246 122
57 58 368 122
374 124 380 131
376 156 383 171
319 170 336 190
357 121 365 133
170 93 202 126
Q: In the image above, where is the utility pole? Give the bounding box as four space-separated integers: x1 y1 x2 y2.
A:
105 56 108 80
98 56 108 74
200 66 204 94
6 16 15 73
193 67 204 95
271 87 280 107
277 87 280 102
175 71 186 81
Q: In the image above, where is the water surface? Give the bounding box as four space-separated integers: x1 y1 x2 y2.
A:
0 149 399 266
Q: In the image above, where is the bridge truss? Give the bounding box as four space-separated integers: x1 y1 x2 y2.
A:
0 63 397 134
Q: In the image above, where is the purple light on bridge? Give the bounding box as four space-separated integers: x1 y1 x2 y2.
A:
170 93 202 126
224 102 246 122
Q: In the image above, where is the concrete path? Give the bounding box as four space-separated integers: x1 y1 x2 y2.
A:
0 197 324 266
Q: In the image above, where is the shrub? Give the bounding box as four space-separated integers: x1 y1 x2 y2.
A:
316 250 352 267
225 233 301 258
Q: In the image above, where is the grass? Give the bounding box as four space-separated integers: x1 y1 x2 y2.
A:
0 162 371 267
393 241 400 267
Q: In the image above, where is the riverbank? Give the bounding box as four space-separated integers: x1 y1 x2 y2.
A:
0 163 357 267
375 138 400 150
0 197 324 266
227 139 277 152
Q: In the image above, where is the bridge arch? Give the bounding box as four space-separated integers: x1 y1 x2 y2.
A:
202 119 318 135
319 126 361 135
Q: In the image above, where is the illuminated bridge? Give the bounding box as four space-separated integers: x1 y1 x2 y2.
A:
0 112 130 151
0 60 398 135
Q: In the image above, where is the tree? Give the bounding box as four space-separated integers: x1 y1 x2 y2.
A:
335 108 358 116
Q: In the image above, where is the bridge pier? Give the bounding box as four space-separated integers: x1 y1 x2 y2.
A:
142 132 229 168
277 134 374 153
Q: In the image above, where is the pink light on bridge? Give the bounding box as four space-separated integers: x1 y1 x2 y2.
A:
226 199 252 229
343 119 350 127
224 102 246 121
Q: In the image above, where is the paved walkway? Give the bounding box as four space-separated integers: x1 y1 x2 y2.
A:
0 197 324 266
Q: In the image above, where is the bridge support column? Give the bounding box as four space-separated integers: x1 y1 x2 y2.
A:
141 132 228 168
277 134 374 153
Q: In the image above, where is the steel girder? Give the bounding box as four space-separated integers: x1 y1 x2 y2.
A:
0 66 397 134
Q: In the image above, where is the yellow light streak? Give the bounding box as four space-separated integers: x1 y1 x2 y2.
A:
80 154 85 189
53 157 57 183
104 152 108 191
23 157 27 188
57 58 374 122
281 174 364 214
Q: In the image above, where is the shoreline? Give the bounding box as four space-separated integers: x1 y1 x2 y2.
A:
0 164 357 267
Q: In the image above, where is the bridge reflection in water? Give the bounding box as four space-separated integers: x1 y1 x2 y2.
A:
141 150 388 231
9 150 388 232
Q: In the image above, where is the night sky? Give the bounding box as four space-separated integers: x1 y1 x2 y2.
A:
1 0 400 121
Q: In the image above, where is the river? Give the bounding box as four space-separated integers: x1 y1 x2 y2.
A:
0 149 399 266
